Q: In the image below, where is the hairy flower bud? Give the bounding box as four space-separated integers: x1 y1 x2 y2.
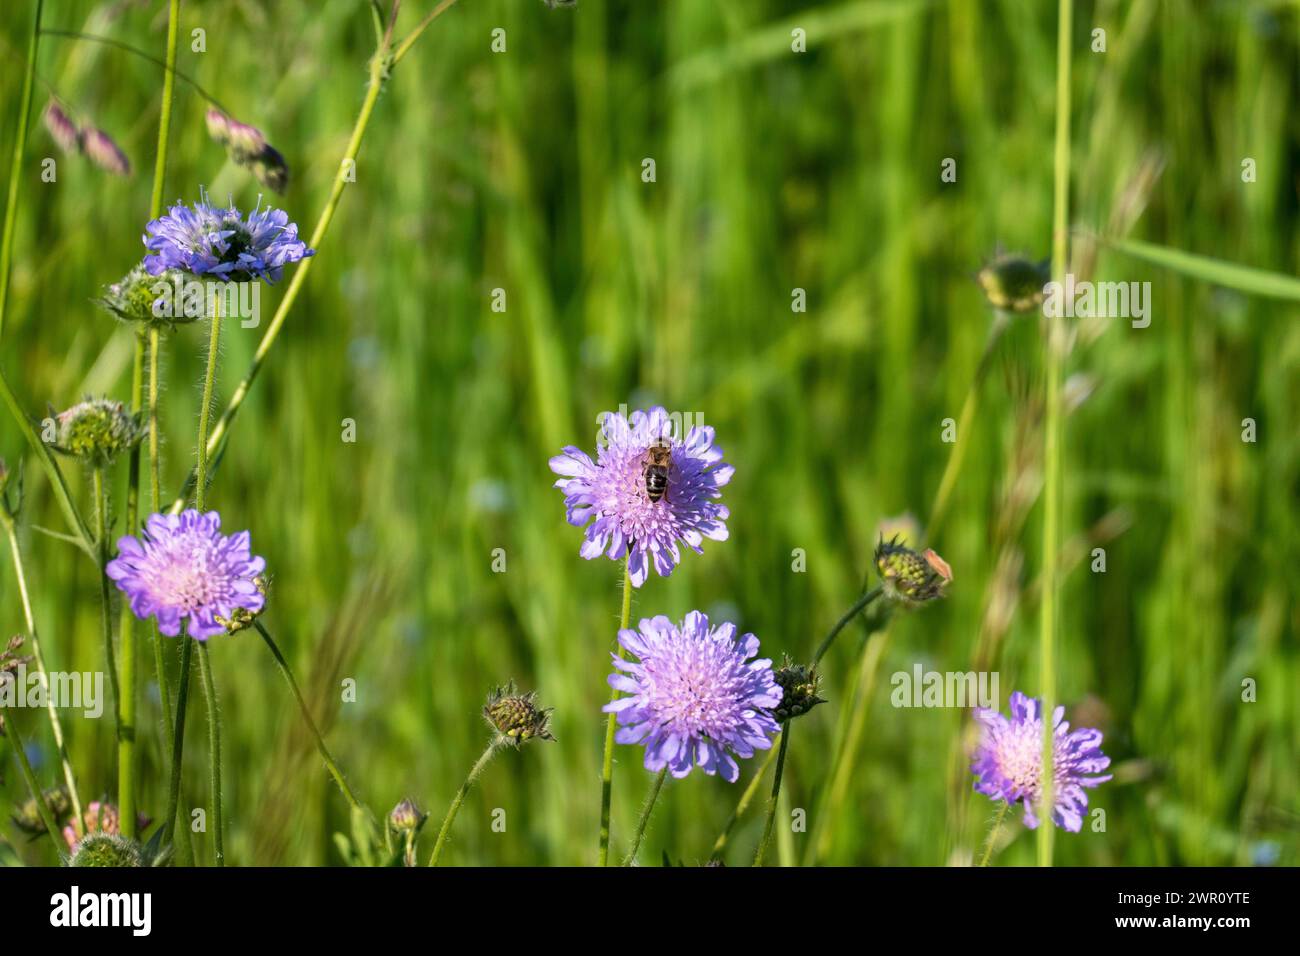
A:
771 655 825 722
97 264 194 330
54 398 144 468
70 833 145 867
875 535 952 607
389 798 426 833
483 682 554 746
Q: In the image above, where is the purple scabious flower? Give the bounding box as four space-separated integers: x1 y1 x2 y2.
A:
143 193 313 283
604 611 781 782
971 691 1113 832
106 510 266 641
549 406 732 587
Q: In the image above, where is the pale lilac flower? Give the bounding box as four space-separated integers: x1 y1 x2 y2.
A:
971 691 1113 832
549 407 732 587
106 510 266 641
143 193 313 283
604 611 780 782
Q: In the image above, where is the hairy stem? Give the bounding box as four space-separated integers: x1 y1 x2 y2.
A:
194 301 222 511
598 560 634 865
428 738 503 866
621 767 667 866
117 336 143 837
979 800 1010 867
164 633 193 857
93 467 122 743
811 584 884 666
197 641 222 866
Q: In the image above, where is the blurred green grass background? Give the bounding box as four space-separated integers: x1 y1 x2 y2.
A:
0 0 1297 866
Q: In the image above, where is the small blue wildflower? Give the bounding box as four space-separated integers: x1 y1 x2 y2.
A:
143 192 313 283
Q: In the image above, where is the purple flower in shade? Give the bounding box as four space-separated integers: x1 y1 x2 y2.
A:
143 193 313 283
970 691 1113 832
549 407 732 587
106 510 266 641
604 611 781 782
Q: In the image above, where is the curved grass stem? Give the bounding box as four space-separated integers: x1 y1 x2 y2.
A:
708 742 777 862
253 620 376 825
6 713 65 853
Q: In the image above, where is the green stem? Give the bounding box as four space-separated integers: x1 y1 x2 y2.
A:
194 301 221 510
708 742 778 862
253 620 376 826
117 336 143 838
0 0 42 339
93 467 122 741
148 329 174 756
753 723 791 866
598 560 634 865
164 632 193 857
6 714 64 852
166 5 459 514
811 585 884 666
428 738 503 866
137 5 180 794
979 800 1010 867
1 515 84 835
1039 0 1074 870
621 767 667 866
196 641 222 866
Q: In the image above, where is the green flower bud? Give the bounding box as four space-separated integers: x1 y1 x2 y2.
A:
977 253 1050 314
771 655 826 723
97 264 194 330
875 535 952 607
54 398 144 468
483 682 554 746
70 833 145 867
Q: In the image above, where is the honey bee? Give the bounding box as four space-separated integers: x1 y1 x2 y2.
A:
641 439 672 503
